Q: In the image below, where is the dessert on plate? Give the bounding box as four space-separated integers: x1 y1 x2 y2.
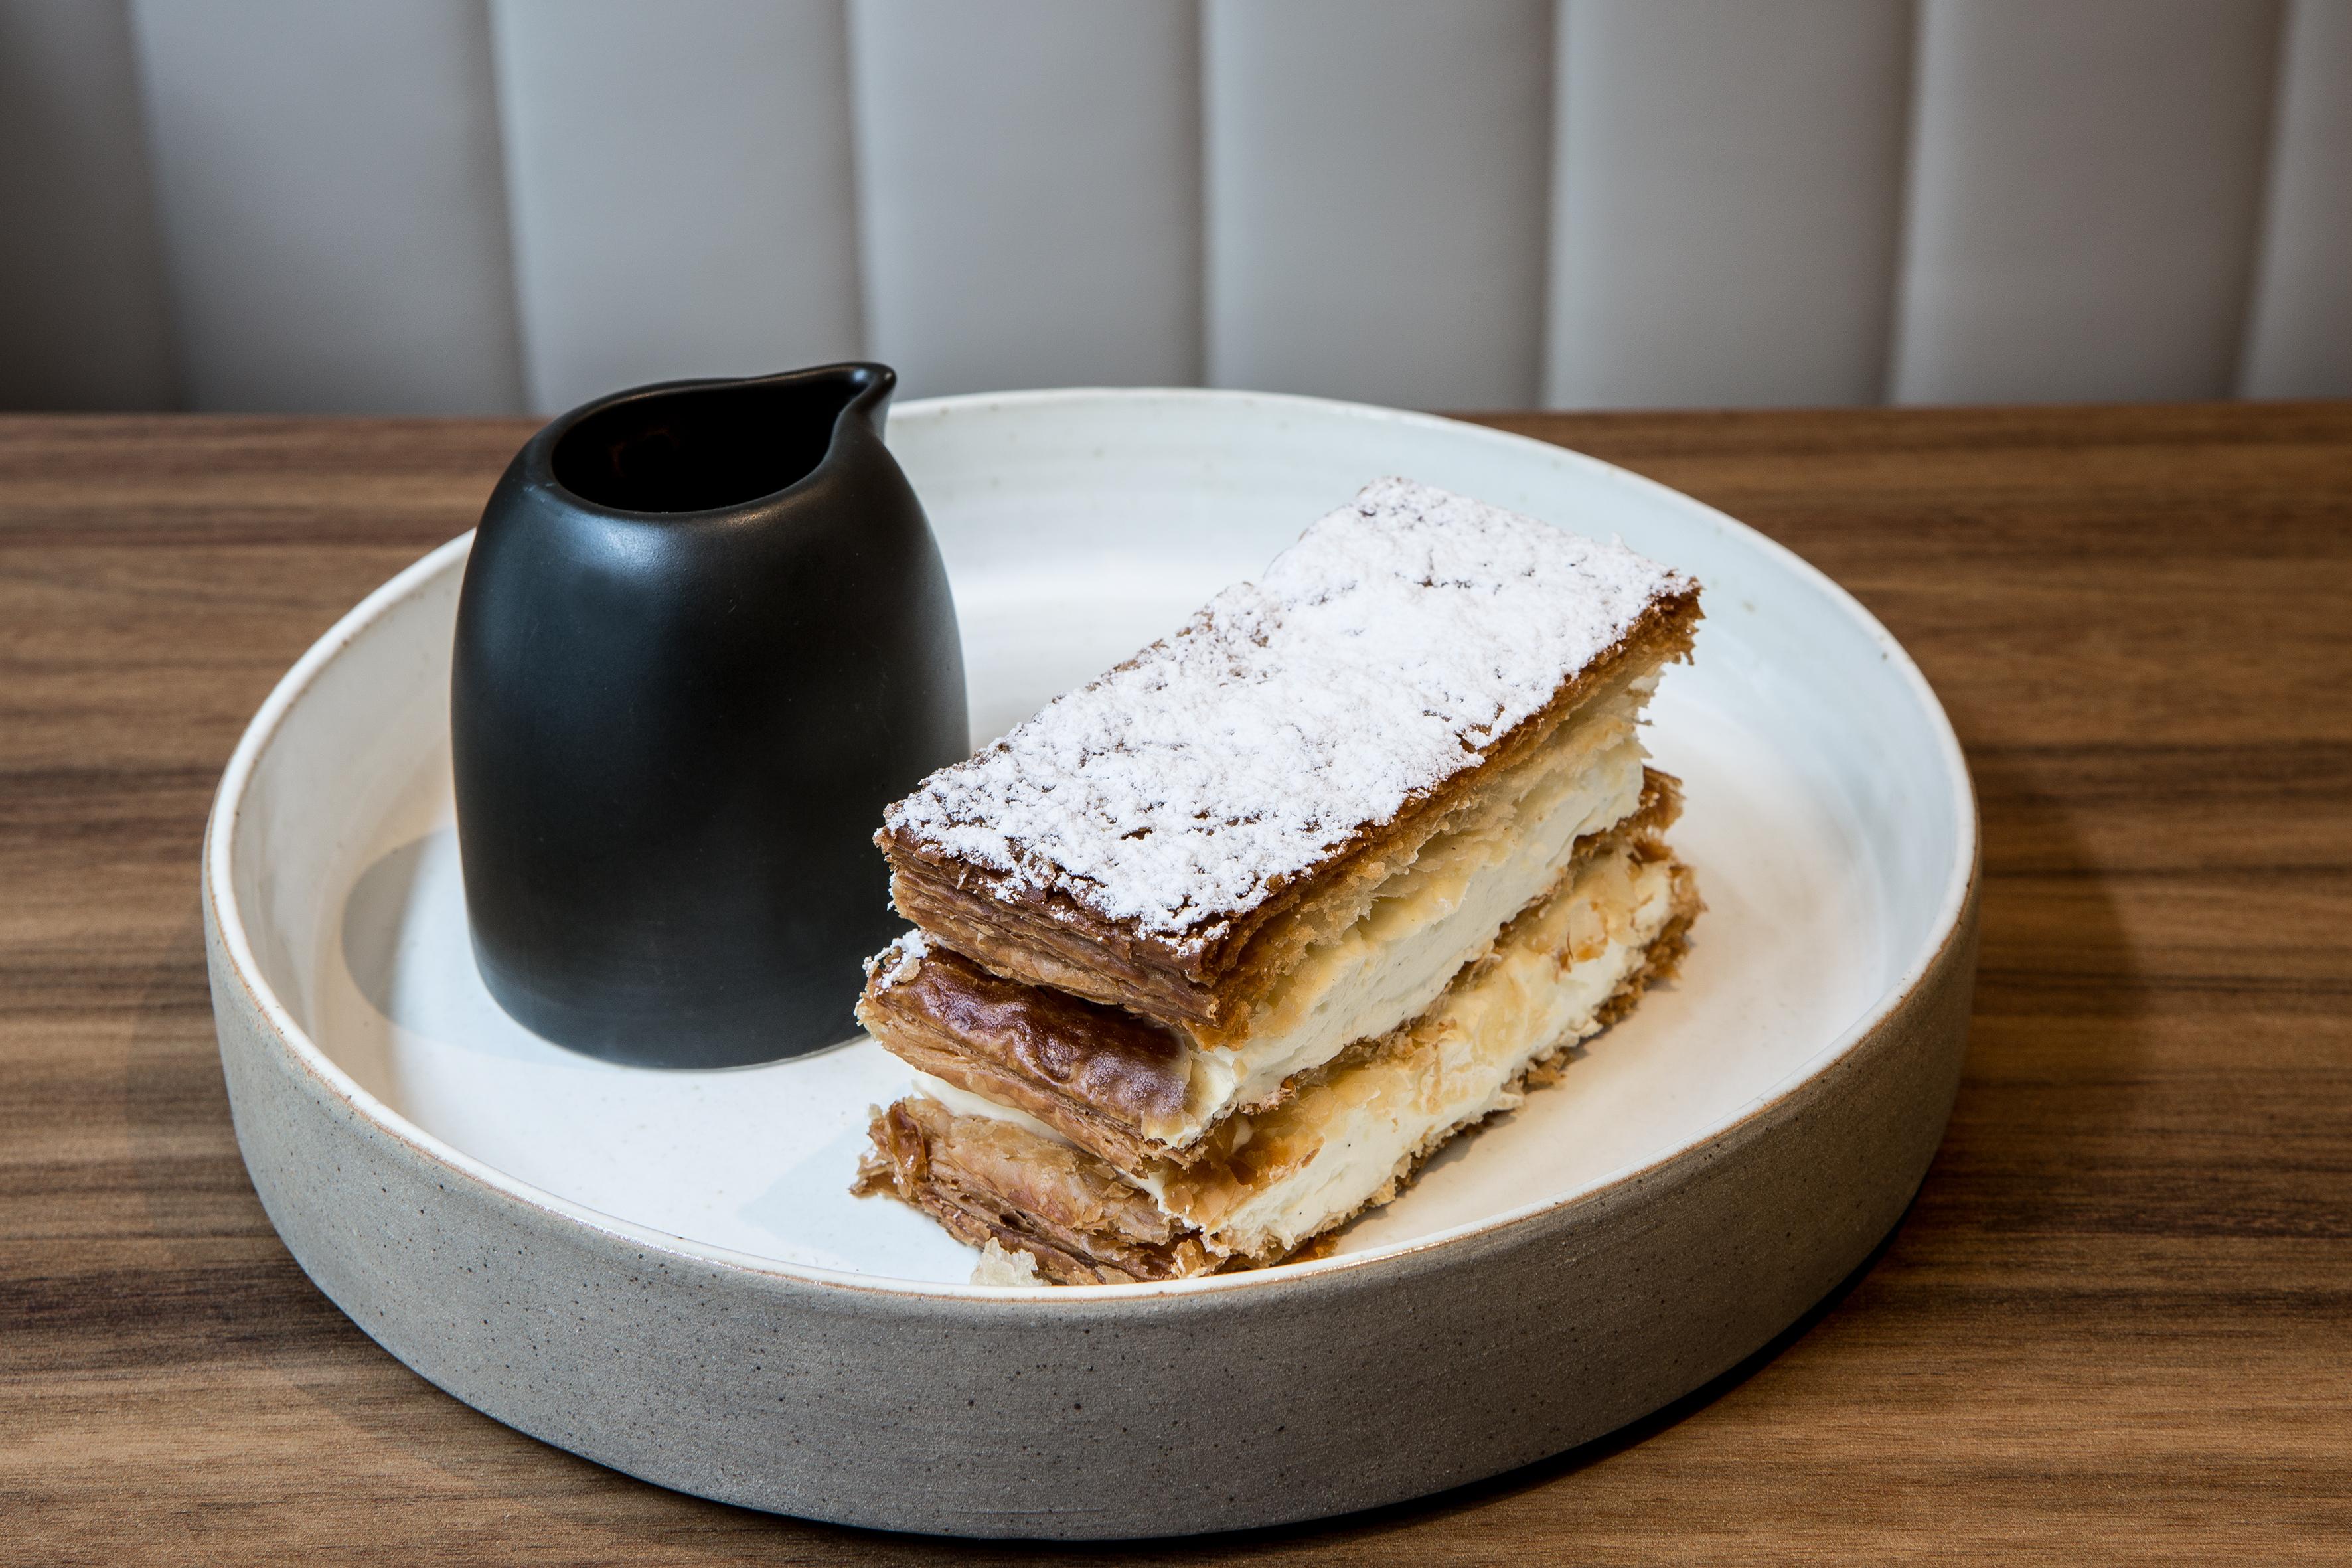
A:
853 477 1703 1284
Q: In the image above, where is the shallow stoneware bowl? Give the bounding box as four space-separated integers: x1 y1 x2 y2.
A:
204 388 1978 1539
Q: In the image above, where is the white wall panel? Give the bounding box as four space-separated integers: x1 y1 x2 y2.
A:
2242 0 2352 398
1891 0 2284 405
129 0 524 413
1204 0 1551 408
7 2 2347 414
848 0 1200 398
492 0 861 416
0 0 175 409
1545 0 1912 410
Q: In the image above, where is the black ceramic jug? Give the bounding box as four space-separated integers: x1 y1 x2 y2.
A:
450 363 967 1067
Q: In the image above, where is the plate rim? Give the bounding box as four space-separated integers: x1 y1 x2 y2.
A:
204 385 1978 1304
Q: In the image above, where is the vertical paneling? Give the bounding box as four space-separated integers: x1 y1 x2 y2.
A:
848 0 1200 399
1891 0 2284 405
1204 0 1552 408
5 4 2346 414
0 0 175 410
129 0 524 414
491 0 861 416
2242 0 2352 398
1545 0 1913 410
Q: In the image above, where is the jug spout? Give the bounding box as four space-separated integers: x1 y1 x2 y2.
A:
550 362 894 517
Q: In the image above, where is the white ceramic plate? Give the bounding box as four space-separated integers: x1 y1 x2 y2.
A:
206 390 1976 1536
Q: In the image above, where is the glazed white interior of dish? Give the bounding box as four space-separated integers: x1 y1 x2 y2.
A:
216 390 1970 1288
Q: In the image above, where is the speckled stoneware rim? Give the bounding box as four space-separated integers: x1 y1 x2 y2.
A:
204 388 1977 1306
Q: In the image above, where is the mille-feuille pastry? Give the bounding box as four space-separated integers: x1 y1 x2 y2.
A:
852 476 1703 1283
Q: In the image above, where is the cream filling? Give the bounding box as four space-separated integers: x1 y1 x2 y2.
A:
917 844 1680 1267
1176 730 1644 1141
916 1069 1070 1145
1178 854 1674 1258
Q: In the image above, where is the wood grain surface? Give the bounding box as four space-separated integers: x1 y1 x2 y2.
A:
4 404 2348 1564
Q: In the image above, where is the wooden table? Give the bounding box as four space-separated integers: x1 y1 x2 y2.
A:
6 404 2348 1563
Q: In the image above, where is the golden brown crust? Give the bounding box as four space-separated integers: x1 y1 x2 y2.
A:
881 588 1701 1031
854 949 1188 1174
852 1099 1219 1285
862 769 1687 1172
854 888 1701 1287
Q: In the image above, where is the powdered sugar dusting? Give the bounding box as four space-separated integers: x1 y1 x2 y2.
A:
865 929 927 988
884 477 1693 947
